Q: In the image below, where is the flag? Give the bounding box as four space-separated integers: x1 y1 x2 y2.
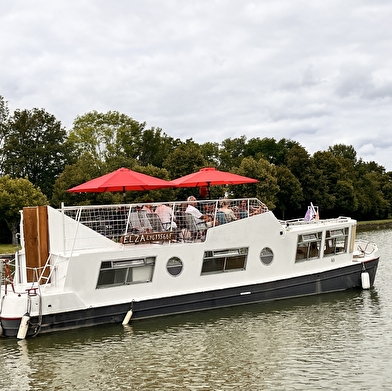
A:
304 203 317 221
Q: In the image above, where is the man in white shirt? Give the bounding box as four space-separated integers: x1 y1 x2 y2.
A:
155 204 177 229
185 196 215 227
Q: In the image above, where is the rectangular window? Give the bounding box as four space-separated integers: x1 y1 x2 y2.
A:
96 257 155 288
201 248 248 275
324 228 349 256
296 232 322 262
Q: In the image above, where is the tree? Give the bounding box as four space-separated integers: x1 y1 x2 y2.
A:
2 108 71 198
138 127 181 168
200 141 220 167
69 111 145 168
230 157 279 209
163 140 207 179
328 144 358 165
0 95 10 171
0 175 48 244
219 136 247 170
354 160 389 220
274 165 304 219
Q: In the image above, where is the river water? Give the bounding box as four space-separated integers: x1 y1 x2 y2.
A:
1 228 391 391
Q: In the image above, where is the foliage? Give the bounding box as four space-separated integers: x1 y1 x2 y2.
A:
274 165 304 219
1 108 71 198
230 157 279 209
69 111 181 170
0 96 10 169
218 136 247 170
0 175 48 244
1 99 392 239
163 140 207 179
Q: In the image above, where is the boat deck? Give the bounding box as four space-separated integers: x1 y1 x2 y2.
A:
61 198 268 246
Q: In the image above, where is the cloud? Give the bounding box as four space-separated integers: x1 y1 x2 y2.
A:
1 0 392 171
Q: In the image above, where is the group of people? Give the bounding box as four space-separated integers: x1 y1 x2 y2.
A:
134 196 265 233
185 196 259 228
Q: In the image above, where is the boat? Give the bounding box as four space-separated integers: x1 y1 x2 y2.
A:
0 198 379 338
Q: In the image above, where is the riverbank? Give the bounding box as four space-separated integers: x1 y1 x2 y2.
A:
357 219 392 230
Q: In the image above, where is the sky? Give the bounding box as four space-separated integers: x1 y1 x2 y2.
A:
1 0 392 170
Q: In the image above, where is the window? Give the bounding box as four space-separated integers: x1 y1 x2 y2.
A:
97 257 155 288
201 248 248 275
167 257 183 276
296 232 321 262
260 247 274 265
324 228 349 256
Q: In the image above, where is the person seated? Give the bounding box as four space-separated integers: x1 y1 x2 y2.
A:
155 203 177 230
218 199 237 222
141 199 154 213
186 196 217 227
237 200 249 219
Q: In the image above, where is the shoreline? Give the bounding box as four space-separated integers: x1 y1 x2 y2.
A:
357 220 392 230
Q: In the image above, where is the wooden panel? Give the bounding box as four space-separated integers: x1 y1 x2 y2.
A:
23 206 49 283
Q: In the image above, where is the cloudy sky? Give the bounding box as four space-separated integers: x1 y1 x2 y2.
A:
2 0 392 170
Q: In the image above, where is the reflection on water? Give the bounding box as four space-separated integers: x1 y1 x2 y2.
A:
1 228 392 391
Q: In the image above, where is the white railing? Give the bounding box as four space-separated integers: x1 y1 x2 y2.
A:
59 198 267 248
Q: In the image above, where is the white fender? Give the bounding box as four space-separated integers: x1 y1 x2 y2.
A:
122 309 133 325
361 271 370 290
17 313 30 340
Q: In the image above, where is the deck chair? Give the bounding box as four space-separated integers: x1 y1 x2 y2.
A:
185 213 207 241
137 211 153 232
127 212 143 233
146 213 165 232
216 211 228 225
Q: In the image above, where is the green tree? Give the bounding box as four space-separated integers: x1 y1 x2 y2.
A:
0 95 10 170
163 140 208 199
138 127 180 167
51 153 107 206
219 136 247 170
2 108 71 198
274 165 304 219
163 140 207 179
200 141 220 167
69 111 145 168
0 175 48 244
328 144 358 165
354 160 389 219
230 157 279 209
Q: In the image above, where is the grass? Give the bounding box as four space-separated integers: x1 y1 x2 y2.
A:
0 244 20 255
357 219 392 227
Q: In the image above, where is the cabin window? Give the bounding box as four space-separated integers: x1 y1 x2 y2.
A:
167 257 183 276
96 257 155 288
296 232 322 262
201 248 248 275
260 247 274 265
324 228 349 256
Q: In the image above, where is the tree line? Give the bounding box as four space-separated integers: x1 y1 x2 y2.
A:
1 95 391 243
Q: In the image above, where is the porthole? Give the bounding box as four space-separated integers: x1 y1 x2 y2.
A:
167 257 183 276
260 247 274 265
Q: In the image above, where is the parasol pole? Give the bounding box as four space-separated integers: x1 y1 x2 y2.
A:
122 186 126 203
207 181 211 199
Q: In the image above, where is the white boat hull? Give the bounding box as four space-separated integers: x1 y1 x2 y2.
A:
0 199 380 338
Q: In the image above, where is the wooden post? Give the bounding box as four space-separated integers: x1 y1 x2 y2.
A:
23 206 49 283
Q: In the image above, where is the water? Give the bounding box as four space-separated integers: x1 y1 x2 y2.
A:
1 228 391 391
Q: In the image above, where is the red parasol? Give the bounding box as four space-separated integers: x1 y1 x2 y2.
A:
67 167 175 202
171 167 258 197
